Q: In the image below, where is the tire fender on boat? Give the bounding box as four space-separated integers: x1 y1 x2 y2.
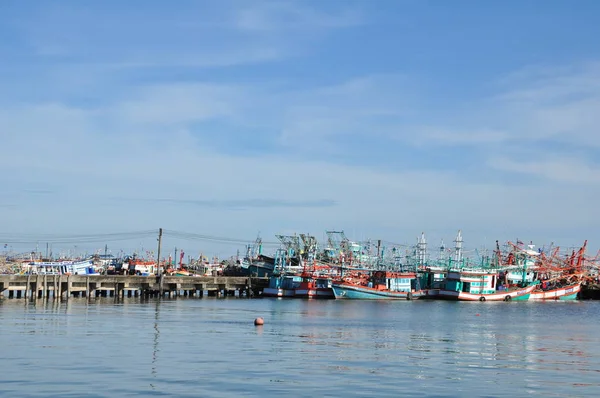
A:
479 296 486 302
406 292 413 301
504 295 512 302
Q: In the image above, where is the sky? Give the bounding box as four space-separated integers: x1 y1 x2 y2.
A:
1 0 600 258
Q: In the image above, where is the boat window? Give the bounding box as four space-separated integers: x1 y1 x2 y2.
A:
491 276 496 289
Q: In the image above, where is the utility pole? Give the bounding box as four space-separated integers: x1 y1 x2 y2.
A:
376 239 381 269
157 228 163 295
174 247 178 270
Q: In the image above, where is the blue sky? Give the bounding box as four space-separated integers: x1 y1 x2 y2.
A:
1 0 600 257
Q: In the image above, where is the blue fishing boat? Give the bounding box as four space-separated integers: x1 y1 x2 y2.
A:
332 270 424 300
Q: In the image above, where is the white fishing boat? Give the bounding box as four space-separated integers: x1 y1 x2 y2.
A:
24 259 99 275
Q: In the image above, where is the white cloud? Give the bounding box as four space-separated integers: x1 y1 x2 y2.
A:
410 128 509 146
2 97 598 246
490 62 600 146
113 83 244 126
487 156 600 185
233 0 364 32
10 1 362 70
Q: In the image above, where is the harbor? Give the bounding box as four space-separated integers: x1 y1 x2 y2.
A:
2 274 599 300
2 228 600 302
0 274 269 300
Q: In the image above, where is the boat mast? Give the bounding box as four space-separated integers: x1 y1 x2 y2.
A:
417 232 427 268
454 230 463 268
439 239 446 261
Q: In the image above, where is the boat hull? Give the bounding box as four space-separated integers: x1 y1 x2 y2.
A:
262 287 296 298
437 284 536 301
530 284 580 300
332 284 422 300
294 288 335 299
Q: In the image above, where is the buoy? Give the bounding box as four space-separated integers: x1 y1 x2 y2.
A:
254 317 264 326
475 314 480 316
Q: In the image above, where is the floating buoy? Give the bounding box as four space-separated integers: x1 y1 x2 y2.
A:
254 317 264 326
475 314 481 316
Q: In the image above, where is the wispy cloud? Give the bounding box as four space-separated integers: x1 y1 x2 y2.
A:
117 197 337 209
487 156 600 185
2 1 600 252
233 0 364 32
9 0 362 70
23 189 55 195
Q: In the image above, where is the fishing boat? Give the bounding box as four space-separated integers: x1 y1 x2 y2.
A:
24 259 98 275
529 240 587 300
436 269 537 301
332 270 424 300
294 272 335 299
125 258 156 275
239 255 276 277
262 274 302 297
529 281 581 300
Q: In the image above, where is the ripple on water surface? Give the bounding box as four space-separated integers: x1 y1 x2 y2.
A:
0 298 599 397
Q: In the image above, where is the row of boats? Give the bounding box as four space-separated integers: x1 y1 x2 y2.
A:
261 232 592 302
263 268 581 301
9 230 596 303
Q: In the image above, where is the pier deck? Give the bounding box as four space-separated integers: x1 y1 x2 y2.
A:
0 275 269 299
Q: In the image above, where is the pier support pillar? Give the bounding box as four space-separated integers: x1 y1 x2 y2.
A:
57 275 62 300
66 275 71 300
25 275 30 300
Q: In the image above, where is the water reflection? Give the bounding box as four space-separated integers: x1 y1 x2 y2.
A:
151 299 160 389
0 298 599 397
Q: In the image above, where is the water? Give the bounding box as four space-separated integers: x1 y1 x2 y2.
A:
1 298 599 397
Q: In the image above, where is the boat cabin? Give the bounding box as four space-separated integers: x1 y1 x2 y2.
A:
268 275 303 289
370 271 417 292
444 270 499 295
420 268 447 289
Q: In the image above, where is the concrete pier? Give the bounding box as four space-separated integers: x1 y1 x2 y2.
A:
0 275 268 300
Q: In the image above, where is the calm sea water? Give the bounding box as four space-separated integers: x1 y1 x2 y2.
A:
0 297 599 397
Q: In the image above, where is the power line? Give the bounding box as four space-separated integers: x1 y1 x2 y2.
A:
164 230 280 246
0 230 157 244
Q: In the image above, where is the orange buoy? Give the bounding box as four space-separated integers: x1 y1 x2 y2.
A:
254 317 264 326
475 314 481 316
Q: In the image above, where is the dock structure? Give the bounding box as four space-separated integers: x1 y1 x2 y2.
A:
0 275 269 300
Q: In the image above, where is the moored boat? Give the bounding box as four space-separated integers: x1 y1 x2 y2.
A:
24 259 99 275
436 269 537 301
262 274 302 297
294 272 335 299
332 270 424 300
530 282 581 300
